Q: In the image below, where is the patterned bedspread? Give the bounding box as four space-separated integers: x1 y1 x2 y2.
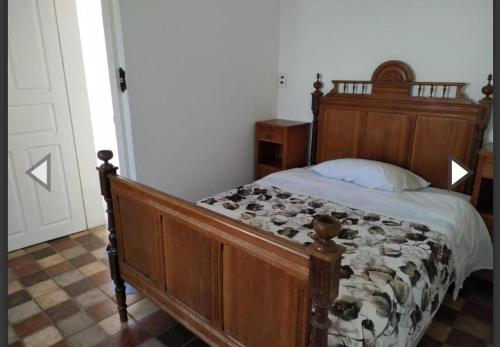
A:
198 182 456 347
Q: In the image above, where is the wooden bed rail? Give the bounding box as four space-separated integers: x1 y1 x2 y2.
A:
97 150 343 346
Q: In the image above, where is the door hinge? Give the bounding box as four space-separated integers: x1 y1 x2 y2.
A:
119 67 127 92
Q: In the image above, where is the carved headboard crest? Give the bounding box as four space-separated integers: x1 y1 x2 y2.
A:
371 60 414 82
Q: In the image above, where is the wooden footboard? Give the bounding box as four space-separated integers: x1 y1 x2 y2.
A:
97 151 343 347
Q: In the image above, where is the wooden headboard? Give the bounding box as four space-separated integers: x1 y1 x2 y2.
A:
310 60 493 192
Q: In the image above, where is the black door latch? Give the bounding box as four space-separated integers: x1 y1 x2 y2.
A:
119 67 127 92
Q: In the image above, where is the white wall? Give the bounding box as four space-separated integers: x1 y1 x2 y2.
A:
112 1 492 201
278 0 493 142
118 0 281 201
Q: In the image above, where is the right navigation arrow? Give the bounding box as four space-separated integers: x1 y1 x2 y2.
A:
448 155 473 190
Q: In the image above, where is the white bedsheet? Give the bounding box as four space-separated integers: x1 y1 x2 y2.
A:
259 168 493 298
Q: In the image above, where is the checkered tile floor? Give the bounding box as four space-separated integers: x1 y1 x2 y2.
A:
8 226 492 347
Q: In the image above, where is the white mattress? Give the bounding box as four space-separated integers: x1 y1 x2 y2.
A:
259 168 493 298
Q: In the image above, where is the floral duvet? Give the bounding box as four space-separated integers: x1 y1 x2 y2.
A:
198 182 455 347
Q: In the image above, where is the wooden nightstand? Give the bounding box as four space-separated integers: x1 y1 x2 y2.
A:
471 144 493 239
255 119 310 179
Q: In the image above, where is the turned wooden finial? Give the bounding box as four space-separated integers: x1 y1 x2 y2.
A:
481 74 493 100
98 150 113 164
313 73 324 92
312 215 341 253
97 150 118 208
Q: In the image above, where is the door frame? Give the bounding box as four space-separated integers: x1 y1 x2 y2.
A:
100 0 137 179
53 0 105 228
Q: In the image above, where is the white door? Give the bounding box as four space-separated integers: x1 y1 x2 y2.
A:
8 0 88 251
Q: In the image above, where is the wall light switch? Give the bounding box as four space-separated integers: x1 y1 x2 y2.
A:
278 73 287 88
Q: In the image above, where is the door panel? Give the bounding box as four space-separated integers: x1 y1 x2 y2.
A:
8 0 50 90
28 145 72 226
8 0 87 250
8 104 57 136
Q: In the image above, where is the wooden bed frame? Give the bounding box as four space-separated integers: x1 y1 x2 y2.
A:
97 61 492 347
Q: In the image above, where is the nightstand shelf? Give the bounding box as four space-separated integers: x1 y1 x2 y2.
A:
255 120 310 179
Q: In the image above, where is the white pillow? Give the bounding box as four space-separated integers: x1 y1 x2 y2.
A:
312 158 430 192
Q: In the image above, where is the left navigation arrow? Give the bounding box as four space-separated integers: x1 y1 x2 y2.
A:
26 154 51 192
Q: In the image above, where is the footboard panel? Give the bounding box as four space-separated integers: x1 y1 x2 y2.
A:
110 176 312 347
115 193 165 290
223 245 310 346
163 215 222 326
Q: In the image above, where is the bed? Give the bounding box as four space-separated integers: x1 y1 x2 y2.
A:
97 61 493 347
199 167 492 346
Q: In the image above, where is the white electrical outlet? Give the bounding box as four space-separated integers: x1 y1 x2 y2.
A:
278 73 287 88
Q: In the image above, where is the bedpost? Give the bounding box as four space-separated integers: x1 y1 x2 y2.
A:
467 74 493 192
308 215 343 347
310 73 324 165
97 150 128 322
